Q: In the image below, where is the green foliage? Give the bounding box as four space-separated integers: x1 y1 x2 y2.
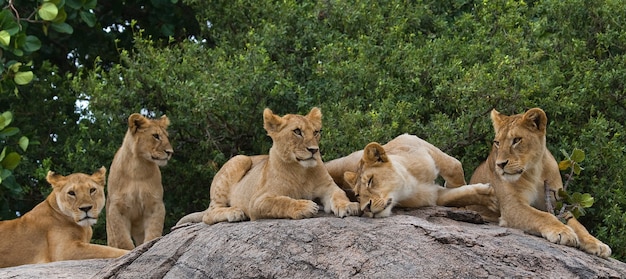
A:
555 148 594 219
0 111 29 219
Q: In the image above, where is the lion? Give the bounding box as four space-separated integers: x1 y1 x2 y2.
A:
469 108 611 258
0 168 129 268
176 107 360 226
325 134 497 218
106 113 173 250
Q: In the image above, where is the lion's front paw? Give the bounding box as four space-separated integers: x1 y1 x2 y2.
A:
291 200 319 219
333 201 360 217
580 238 612 258
543 225 579 247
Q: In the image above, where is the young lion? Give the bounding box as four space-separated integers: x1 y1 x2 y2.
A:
325 134 496 218
470 108 611 258
106 113 173 250
0 168 129 268
176 107 360 226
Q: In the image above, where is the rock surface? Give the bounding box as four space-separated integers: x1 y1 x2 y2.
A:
1 207 625 278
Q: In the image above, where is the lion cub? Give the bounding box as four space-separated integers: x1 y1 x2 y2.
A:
106 113 173 250
0 168 129 268
470 108 611 258
177 107 360 225
326 134 497 218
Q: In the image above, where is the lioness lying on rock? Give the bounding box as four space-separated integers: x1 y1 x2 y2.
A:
470 108 611 258
326 134 497 217
177 107 360 225
0 168 129 268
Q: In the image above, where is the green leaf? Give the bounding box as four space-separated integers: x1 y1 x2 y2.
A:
51 22 73 34
53 8 68 23
65 0 81 9
571 148 585 163
0 30 10 46
39 2 59 21
1 152 21 170
0 111 12 129
580 193 594 208
23 36 42 52
0 127 19 137
14 71 34 85
79 11 96 27
18 136 29 152
0 147 5 162
85 0 97 9
573 163 583 175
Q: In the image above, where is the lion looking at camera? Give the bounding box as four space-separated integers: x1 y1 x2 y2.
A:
0 168 128 268
176 107 360 225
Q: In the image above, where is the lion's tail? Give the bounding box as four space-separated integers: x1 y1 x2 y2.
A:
175 211 206 226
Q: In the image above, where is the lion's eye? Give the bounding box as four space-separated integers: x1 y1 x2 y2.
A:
90 188 96 194
314 130 321 137
512 137 521 145
153 134 161 140
367 177 373 188
68 191 76 196
293 128 302 136
493 140 500 148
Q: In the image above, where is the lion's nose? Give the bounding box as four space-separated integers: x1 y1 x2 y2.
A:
497 160 509 169
363 200 372 213
79 206 93 213
165 149 174 156
307 147 318 154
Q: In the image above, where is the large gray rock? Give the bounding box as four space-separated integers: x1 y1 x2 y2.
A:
1 207 625 278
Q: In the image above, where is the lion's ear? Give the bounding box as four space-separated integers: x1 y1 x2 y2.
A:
305 107 322 127
490 109 506 132
128 113 149 133
363 142 388 165
522 108 547 132
344 171 357 188
159 115 171 128
91 167 107 186
263 108 285 134
46 171 67 189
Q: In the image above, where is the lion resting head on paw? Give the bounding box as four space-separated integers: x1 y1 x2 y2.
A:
470 108 611 258
0 167 129 268
326 134 497 218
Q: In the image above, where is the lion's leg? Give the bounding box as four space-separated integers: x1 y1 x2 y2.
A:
141 203 165 245
106 207 135 250
565 215 612 258
249 195 319 220
436 183 497 210
203 155 253 225
499 199 579 247
428 149 466 188
318 185 360 217
57 242 129 261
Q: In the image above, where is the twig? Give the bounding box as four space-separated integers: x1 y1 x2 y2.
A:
544 180 555 215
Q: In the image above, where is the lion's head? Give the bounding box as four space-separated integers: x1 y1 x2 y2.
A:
490 108 547 182
47 167 107 227
343 142 400 217
127 113 173 166
263 107 322 168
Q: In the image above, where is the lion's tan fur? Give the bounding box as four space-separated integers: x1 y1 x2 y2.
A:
106 113 173 250
325 134 497 218
176 108 359 225
0 168 128 268
470 108 611 258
